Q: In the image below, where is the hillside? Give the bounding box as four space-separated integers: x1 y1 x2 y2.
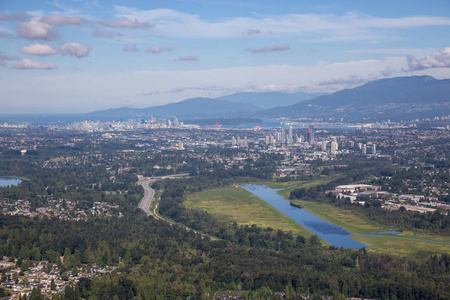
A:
217 91 326 109
85 97 261 120
261 76 450 122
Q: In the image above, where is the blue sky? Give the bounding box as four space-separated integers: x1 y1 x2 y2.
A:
1 0 450 113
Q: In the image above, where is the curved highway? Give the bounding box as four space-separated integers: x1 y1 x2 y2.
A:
136 175 216 240
137 178 155 216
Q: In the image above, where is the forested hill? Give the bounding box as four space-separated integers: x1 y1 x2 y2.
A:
85 97 261 120
260 76 450 121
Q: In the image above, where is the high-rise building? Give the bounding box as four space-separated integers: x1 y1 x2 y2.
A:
331 141 338 154
361 144 367 154
231 136 237 146
306 125 314 143
321 141 327 151
281 129 286 144
371 144 376 154
288 126 293 144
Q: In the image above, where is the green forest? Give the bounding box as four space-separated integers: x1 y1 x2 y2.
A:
0 128 450 299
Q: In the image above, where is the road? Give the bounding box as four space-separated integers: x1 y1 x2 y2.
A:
137 177 155 216
137 173 190 216
136 174 215 240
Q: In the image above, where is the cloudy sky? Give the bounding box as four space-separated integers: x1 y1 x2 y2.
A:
1 0 450 113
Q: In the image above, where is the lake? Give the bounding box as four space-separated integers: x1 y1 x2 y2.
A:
0 177 22 187
241 184 366 249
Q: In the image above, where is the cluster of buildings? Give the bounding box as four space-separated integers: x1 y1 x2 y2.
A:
228 125 378 158
328 184 449 214
67 117 199 132
0 257 117 299
0 199 122 220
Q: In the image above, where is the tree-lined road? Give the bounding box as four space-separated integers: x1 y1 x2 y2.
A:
137 174 189 216
137 178 155 216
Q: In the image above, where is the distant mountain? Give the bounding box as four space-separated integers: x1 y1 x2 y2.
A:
85 97 260 120
261 76 450 122
217 92 326 109
85 76 450 122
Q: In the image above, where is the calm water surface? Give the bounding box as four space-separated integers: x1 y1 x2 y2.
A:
241 184 366 249
0 177 22 187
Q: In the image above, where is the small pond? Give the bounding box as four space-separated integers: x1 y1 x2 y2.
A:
0 177 22 187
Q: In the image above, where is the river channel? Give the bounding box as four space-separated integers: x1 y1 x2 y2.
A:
241 184 366 249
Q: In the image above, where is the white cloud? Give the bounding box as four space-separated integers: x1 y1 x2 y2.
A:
245 43 291 53
113 6 450 41
20 42 58 56
260 84 284 92
123 45 138 52
15 58 56 69
407 47 450 71
318 75 372 87
101 17 154 29
60 43 92 58
0 52 19 66
91 29 123 38
41 14 84 25
379 67 395 77
0 11 28 21
246 28 261 35
145 46 171 53
168 85 237 94
176 56 198 61
1 55 420 113
16 18 59 41
347 48 435 56
6 46 450 113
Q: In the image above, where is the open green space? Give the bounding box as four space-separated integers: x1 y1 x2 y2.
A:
266 177 339 197
290 199 450 255
186 177 450 255
185 186 313 237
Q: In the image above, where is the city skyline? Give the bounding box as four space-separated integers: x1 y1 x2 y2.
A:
1 0 450 113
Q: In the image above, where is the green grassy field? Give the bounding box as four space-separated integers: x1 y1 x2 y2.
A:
185 177 450 255
290 199 450 255
263 176 340 198
185 186 313 237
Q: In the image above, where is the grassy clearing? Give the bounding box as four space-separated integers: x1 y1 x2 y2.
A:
292 199 450 255
353 235 450 256
0 175 29 181
261 176 341 199
185 186 313 237
150 189 162 211
185 177 450 255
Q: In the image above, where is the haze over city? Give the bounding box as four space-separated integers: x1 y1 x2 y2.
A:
1 0 450 113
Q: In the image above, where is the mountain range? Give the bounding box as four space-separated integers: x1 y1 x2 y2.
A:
86 75 450 122
86 91 323 120
262 75 450 122
85 97 260 120
216 91 326 109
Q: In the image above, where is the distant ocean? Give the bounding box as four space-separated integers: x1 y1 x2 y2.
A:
0 114 120 124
